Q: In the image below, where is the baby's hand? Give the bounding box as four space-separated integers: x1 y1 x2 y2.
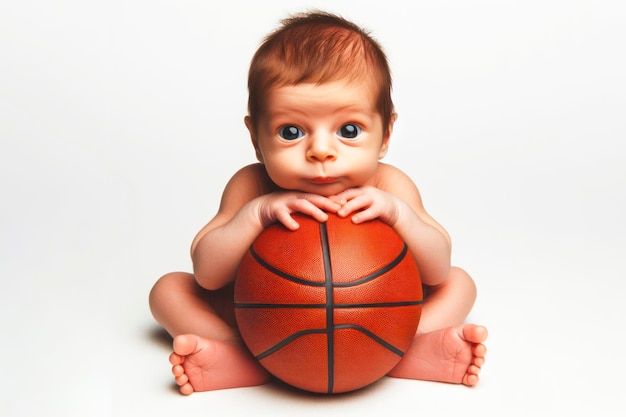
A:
332 186 402 225
257 192 341 231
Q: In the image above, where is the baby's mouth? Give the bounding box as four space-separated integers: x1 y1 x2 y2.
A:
310 177 339 184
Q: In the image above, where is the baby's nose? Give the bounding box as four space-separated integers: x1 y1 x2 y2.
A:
306 134 337 162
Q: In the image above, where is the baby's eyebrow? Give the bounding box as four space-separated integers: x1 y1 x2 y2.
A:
269 108 307 119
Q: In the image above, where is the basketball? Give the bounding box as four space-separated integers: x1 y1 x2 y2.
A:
234 212 422 394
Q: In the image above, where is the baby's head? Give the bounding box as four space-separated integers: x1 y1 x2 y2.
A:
247 11 394 135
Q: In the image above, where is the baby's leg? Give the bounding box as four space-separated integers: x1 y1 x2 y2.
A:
168 333 269 393
418 266 478 334
388 267 488 386
149 272 269 393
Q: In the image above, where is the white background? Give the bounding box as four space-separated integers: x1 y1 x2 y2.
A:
1 0 625 415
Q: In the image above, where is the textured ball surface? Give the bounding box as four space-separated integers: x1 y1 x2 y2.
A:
234 213 422 393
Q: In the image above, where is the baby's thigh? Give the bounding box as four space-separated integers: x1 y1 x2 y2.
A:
201 282 237 327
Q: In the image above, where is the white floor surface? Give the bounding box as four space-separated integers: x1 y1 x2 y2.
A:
2 1 625 416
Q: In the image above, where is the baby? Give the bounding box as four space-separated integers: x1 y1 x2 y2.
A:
149 11 487 394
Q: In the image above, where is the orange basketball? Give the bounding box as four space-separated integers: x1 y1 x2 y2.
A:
234 213 422 393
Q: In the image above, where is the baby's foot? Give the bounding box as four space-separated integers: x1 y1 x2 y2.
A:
169 334 270 394
388 324 488 386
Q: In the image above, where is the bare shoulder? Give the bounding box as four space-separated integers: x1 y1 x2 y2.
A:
219 163 275 211
375 163 423 203
190 163 273 252
375 163 451 243
228 163 269 184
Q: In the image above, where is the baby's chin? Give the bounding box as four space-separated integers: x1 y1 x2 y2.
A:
294 184 349 197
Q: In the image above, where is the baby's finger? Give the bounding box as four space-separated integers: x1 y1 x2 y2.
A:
331 187 364 205
290 198 330 223
305 194 341 213
350 206 380 224
303 204 331 223
337 194 371 218
276 210 301 231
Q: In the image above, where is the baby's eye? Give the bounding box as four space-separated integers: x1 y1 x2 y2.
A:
278 125 304 141
337 124 362 139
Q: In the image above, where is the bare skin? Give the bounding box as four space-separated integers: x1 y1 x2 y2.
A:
169 324 487 393
150 78 489 394
169 335 270 394
388 324 488 386
151 266 487 394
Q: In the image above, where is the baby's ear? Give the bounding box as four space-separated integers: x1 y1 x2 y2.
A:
379 113 397 159
244 116 264 163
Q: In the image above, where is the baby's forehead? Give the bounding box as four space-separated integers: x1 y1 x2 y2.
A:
267 73 380 100
262 79 380 120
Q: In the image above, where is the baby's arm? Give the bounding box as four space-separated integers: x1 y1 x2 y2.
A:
190 164 340 290
334 165 451 286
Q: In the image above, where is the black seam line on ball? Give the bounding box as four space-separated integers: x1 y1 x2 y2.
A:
234 303 326 308
248 241 411 289
334 300 423 308
319 221 335 394
333 243 410 288
334 324 405 357
233 300 423 309
254 328 327 361
249 246 326 287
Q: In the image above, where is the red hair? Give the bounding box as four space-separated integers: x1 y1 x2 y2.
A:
247 11 394 134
